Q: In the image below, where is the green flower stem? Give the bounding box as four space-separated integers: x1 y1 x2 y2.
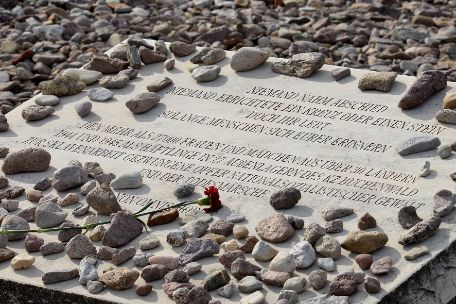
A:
0 198 207 236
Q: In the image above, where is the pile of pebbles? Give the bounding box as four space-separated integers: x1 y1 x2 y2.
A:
1 0 456 113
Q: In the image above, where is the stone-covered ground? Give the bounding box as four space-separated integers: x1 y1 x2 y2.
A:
0 0 455 113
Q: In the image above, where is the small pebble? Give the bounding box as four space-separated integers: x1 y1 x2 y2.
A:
75 101 92 117
35 95 60 106
88 88 114 102
438 144 452 159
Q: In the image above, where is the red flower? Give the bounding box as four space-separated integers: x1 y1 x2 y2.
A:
203 186 223 213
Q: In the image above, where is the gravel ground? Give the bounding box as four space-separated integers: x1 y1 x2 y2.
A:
0 0 455 113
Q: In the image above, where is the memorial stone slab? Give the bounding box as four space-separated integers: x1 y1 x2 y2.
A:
1 40 456 304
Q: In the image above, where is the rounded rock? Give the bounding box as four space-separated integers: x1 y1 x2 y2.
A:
88 88 114 102
230 47 269 72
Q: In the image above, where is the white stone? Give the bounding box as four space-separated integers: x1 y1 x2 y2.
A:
11 254 35 270
290 241 316 269
269 252 295 273
35 95 60 106
62 68 102 85
110 171 143 190
252 240 278 262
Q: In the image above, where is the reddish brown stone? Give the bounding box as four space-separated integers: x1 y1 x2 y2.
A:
147 208 179 226
136 284 153 296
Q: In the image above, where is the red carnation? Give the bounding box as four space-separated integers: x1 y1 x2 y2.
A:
203 186 223 213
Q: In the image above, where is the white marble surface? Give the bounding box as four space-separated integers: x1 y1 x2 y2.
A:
1 40 456 303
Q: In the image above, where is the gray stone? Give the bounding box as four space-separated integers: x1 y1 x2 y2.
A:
332 68 351 81
147 77 173 92
370 256 392 275
79 256 98 285
1 215 30 240
40 242 65 256
278 290 298 304
62 69 102 85
436 108 456 125
174 183 195 198
183 262 202 276
290 241 316 269
72 204 90 217
139 234 160 250
434 189 455 217
192 65 221 82
110 171 143 190
88 88 114 102
102 211 143 247
230 47 269 72
86 186 122 215
182 220 208 238
283 276 306 294
398 206 422 229
317 257 336 272
396 136 441 156
126 92 160 114
99 74 129 89
87 280 105 294
438 144 452 159
238 276 262 293
81 180 96 195
65 234 97 259
252 241 279 262
179 238 219 265
52 165 88 192
240 291 265 304
112 246 136 265
167 229 188 247
300 295 349 304
164 59 175 70
133 253 153 267
399 216 441 246
272 52 325 78
309 270 327 290
42 269 79 285
270 188 301 210
217 283 236 298
75 101 92 117
127 45 142 69
169 42 196 57
35 95 60 106
321 207 354 221
269 252 295 273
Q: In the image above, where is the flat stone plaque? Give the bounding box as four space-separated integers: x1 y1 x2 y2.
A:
1 40 456 304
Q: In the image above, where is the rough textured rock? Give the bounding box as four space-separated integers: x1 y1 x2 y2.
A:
2 147 51 174
301 295 349 304
1 215 29 240
42 269 79 285
315 236 341 260
62 69 102 85
261 270 290 287
398 216 441 246
269 252 296 273
398 70 447 109
231 258 261 280
52 165 88 192
290 241 316 269
272 52 325 78
321 207 354 221
85 55 129 74
252 240 278 262
0 115 8 131
169 42 196 57
309 270 327 290
210 219 234 237
230 47 269 72
65 234 97 259
102 211 143 247
358 72 397 92
0 248 15 263
371 256 392 275
11 253 35 270
365 277 381 294
255 214 294 243
325 220 343 233
328 274 357 296
100 269 139 290
433 189 455 217
35 202 68 228
283 276 307 294
41 76 85 97
404 246 429 260
86 186 122 215
99 74 129 89
112 246 136 265
219 250 245 267
332 68 351 81
396 136 441 156
398 206 423 229
303 223 326 246
356 254 374 270
179 238 219 265
341 231 388 253
358 213 377 230
88 87 114 102
269 188 301 209
139 47 167 64
238 276 262 293
22 105 55 121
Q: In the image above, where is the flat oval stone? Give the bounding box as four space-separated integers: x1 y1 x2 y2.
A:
62 68 102 85
169 42 196 57
147 77 173 92
99 74 129 89
110 171 143 189
35 95 60 106
88 87 114 102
